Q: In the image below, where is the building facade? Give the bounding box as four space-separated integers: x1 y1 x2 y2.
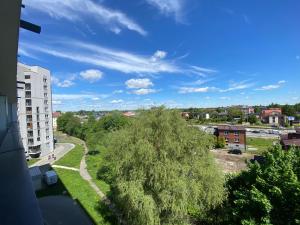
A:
52 111 61 131
215 125 246 150
17 63 54 158
260 108 282 125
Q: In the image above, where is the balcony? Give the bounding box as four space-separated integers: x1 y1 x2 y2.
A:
26 118 32 122
25 84 31 90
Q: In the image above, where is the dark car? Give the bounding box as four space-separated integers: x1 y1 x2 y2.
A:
228 149 242 155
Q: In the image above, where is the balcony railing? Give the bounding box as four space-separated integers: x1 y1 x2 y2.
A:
26 111 32 114
25 94 31 98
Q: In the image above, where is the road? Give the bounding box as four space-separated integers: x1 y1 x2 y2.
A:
30 143 75 167
194 124 295 139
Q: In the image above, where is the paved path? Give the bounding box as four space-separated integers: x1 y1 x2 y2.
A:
52 165 79 171
79 141 125 224
31 143 75 167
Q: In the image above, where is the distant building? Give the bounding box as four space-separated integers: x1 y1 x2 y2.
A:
123 111 136 117
181 112 190 119
241 106 255 115
260 108 282 125
17 63 54 158
52 112 61 131
205 113 210 120
215 125 246 150
280 128 300 150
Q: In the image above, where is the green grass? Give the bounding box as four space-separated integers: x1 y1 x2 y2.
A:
54 131 83 145
54 144 84 168
38 168 116 225
247 137 278 153
86 145 111 195
27 158 40 166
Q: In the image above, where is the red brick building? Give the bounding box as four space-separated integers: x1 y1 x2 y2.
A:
215 125 246 150
280 128 300 150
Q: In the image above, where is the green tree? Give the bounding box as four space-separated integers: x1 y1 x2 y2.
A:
215 137 226 149
100 107 224 225
224 145 300 225
248 114 258 124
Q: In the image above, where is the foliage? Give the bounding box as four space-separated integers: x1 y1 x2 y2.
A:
215 136 226 148
248 114 258 124
223 145 300 225
99 107 225 225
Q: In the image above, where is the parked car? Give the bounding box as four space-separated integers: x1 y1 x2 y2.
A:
228 149 242 155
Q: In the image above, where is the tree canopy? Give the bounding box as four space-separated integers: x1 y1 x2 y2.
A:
100 107 224 225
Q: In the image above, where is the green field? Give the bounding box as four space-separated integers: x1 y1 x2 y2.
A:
247 137 278 153
37 168 116 225
27 158 39 166
54 144 84 168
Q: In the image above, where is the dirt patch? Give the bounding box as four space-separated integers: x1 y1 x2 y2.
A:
211 149 253 173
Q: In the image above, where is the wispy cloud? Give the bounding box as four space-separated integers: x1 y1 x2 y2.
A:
113 90 124 94
52 94 98 100
110 99 124 104
20 38 215 76
178 86 213 94
132 88 157 95
220 96 231 100
255 80 286 91
145 0 186 22
51 76 75 88
219 80 254 92
25 0 147 36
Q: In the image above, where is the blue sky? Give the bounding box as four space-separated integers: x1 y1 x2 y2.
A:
19 0 300 111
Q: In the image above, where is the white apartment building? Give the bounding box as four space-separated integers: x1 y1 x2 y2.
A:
17 63 54 158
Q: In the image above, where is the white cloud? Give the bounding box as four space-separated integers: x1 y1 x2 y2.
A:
80 69 103 83
219 81 254 92
52 100 62 105
51 76 75 88
151 50 167 62
255 80 286 91
125 78 153 89
189 65 218 77
25 0 147 36
132 88 157 95
113 90 123 94
92 97 100 101
21 40 183 75
220 96 231 100
179 87 211 94
145 0 186 22
52 94 96 100
110 99 124 104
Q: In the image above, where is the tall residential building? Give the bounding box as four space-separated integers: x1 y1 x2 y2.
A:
17 63 54 158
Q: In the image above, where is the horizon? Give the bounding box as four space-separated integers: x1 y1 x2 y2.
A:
19 0 300 111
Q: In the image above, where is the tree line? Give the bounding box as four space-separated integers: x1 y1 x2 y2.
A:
57 108 300 225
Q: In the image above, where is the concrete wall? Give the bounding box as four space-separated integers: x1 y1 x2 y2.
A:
17 63 54 157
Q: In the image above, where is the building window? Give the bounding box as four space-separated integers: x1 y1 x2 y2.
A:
37 137 40 141
224 131 229 135
25 75 30 79
234 131 239 136
225 137 229 142
234 138 240 143
273 116 276 123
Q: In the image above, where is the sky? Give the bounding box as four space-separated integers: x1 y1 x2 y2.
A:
19 0 300 111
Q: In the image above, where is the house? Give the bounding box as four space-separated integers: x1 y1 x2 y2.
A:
260 108 282 125
52 111 61 131
123 111 136 117
241 106 255 115
215 125 246 150
280 128 300 150
181 112 190 119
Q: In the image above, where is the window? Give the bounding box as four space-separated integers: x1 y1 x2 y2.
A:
25 75 30 79
224 131 229 135
225 137 229 142
36 107 39 113
37 137 40 141
234 131 239 136
234 138 240 143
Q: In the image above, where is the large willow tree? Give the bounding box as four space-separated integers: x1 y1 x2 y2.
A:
103 107 224 225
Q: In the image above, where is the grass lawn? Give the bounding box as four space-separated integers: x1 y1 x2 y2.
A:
247 137 278 154
27 158 40 166
54 131 83 145
37 168 116 225
86 145 111 196
54 144 84 169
